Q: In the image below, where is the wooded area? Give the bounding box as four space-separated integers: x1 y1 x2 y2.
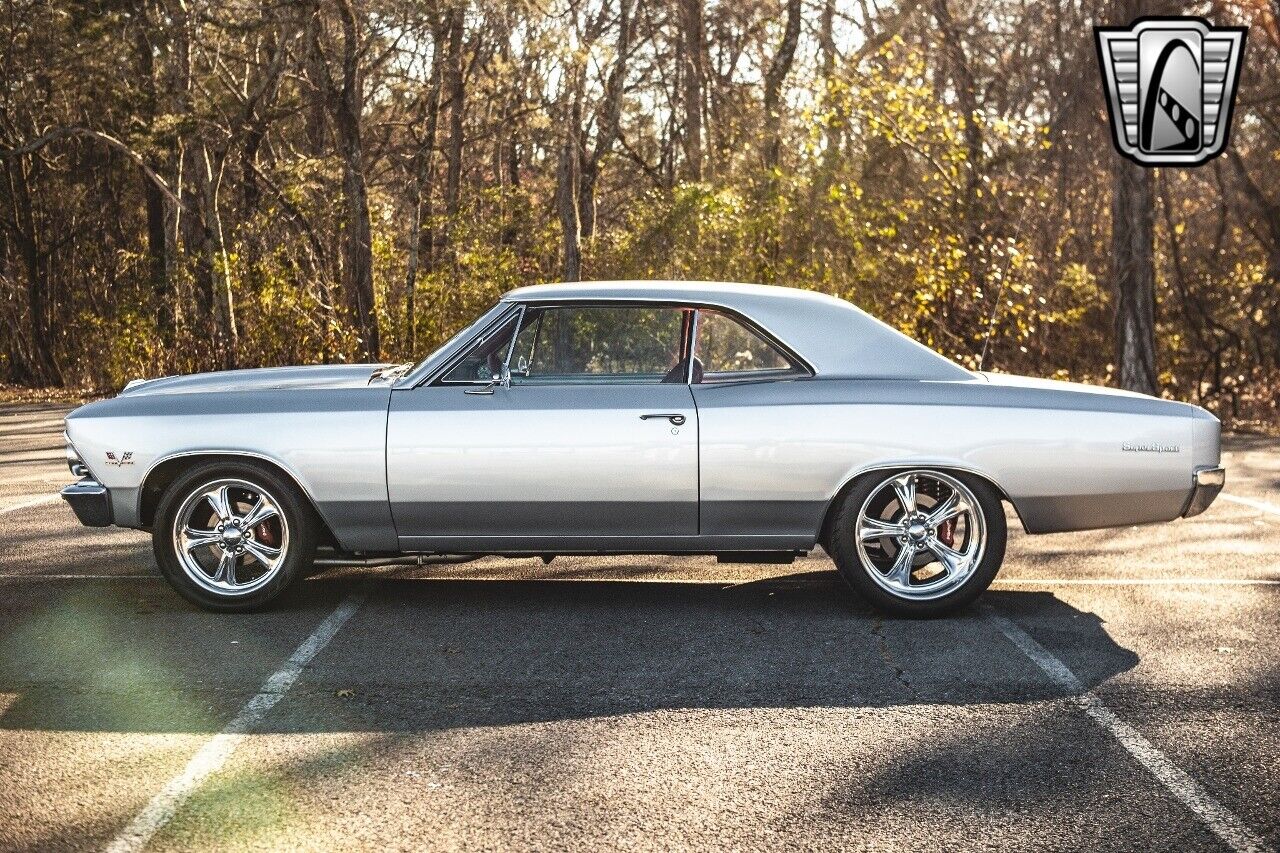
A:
0 0 1276 427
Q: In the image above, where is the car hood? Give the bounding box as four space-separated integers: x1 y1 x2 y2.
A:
118 364 392 396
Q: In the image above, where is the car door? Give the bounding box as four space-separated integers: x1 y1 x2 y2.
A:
386 303 699 550
686 308 820 540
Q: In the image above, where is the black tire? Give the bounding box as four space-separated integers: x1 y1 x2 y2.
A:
828 469 1007 617
152 461 317 612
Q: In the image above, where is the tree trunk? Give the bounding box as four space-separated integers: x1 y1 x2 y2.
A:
443 7 465 219
577 0 632 242
933 0 986 329
1109 0 1156 395
678 0 703 181
182 142 217 343
193 145 237 368
331 0 379 362
557 103 582 282
8 156 60 384
1111 156 1158 395
132 3 171 344
762 0 801 171
403 15 446 356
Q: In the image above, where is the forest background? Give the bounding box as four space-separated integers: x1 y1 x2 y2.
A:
1 0 1276 430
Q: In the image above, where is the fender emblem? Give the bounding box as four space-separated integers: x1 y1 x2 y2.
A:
1122 442 1180 453
104 451 134 466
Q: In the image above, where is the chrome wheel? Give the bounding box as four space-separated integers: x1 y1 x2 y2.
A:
172 478 290 596
854 470 986 601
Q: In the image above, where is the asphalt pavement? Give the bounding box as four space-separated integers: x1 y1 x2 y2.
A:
0 402 1276 852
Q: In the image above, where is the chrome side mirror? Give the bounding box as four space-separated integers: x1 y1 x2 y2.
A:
464 364 511 396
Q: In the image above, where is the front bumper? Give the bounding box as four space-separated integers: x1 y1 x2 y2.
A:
1182 467 1225 518
61 480 113 527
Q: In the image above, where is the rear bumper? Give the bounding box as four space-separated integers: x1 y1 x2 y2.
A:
61 480 114 527
1182 467 1225 518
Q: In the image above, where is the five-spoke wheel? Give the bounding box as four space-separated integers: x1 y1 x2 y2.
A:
153 463 315 611
830 469 1006 616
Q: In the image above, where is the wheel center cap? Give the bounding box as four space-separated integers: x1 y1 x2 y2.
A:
222 524 243 545
906 522 929 542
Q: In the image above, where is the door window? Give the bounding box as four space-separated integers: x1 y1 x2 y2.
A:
692 310 800 382
508 305 689 384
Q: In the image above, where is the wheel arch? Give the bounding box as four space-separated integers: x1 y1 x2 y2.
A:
818 463 1021 550
139 451 339 546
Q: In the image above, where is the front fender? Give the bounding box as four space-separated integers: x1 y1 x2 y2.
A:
63 388 397 551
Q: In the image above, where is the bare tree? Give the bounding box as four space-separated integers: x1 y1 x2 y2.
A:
1109 0 1157 394
317 0 380 360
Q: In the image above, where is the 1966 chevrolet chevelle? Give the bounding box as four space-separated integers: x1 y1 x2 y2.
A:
60 281 1224 615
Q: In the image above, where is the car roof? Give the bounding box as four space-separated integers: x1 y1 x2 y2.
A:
502 280 973 381
507 279 837 305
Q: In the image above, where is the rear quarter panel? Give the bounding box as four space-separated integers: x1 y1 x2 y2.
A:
692 378 1216 538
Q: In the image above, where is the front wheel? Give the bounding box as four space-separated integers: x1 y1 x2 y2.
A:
828 469 1007 617
153 462 317 611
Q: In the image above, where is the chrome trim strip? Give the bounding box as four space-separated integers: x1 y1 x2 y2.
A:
62 479 106 495
1183 465 1226 518
1195 467 1225 488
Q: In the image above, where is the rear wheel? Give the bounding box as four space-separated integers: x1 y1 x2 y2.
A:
829 469 1006 617
153 462 316 611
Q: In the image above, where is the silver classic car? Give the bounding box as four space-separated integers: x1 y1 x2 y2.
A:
61 281 1224 615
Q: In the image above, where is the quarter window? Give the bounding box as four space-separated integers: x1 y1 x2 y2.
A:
439 311 521 383
692 310 799 381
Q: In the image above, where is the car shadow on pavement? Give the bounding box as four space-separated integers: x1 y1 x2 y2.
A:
0 572 1139 734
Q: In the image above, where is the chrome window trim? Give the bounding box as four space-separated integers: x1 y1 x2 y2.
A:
685 308 700 385
507 295 815 377
412 297 814 389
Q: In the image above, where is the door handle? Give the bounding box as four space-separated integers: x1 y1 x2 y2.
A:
640 413 686 426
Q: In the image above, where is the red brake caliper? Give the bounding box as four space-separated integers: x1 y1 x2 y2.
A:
937 518 956 548
255 521 278 548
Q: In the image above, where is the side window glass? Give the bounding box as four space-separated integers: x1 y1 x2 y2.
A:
509 305 686 384
440 312 520 383
693 310 798 382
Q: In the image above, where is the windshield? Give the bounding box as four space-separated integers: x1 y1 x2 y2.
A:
401 301 510 385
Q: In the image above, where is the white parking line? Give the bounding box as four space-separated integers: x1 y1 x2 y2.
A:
993 577 1280 586
0 574 157 580
104 590 368 853
1220 492 1280 516
0 493 59 515
982 606 1267 853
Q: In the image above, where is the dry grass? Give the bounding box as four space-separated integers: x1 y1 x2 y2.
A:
0 384 100 405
